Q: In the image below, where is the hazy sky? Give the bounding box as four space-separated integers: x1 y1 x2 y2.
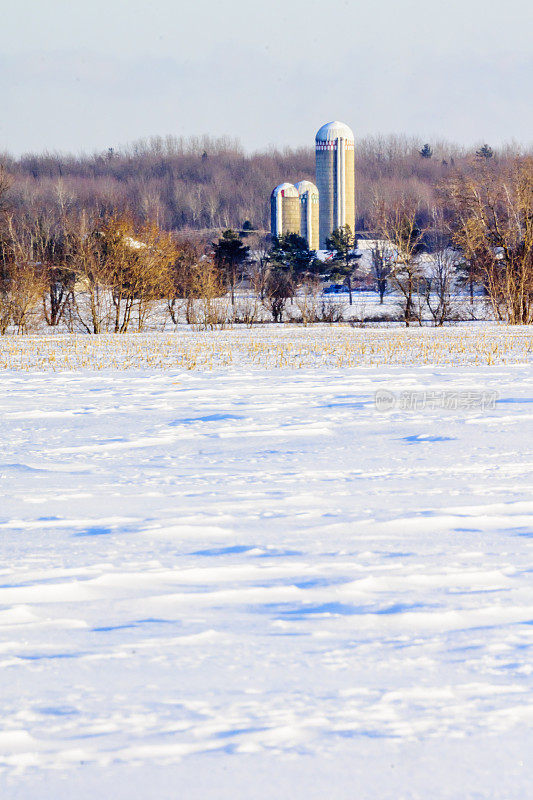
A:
2 0 532 154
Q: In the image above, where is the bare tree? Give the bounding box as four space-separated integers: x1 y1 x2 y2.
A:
370 240 392 303
165 237 204 325
190 258 229 330
246 233 271 302
69 213 114 334
374 197 426 326
421 209 458 325
293 276 321 325
0 165 12 215
264 268 293 323
82 213 176 333
0 216 46 333
30 213 76 327
444 158 533 324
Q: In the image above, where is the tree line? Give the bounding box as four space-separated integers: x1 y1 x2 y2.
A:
3 134 531 234
0 140 531 331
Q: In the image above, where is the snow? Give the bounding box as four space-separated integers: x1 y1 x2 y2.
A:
315 121 355 143
1 328 533 798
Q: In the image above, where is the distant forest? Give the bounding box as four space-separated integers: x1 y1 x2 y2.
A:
3 134 531 234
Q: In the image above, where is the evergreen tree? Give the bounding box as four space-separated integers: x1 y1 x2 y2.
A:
269 233 317 284
419 143 433 159
476 144 494 159
213 229 249 305
240 220 255 238
324 225 361 305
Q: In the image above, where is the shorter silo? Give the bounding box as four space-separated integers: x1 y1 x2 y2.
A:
270 183 300 238
295 180 319 251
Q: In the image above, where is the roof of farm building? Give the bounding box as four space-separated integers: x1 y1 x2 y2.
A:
271 182 299 198
315 121 355 143
295 180 319 195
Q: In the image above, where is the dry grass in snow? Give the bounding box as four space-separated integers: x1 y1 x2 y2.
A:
1 325 533 371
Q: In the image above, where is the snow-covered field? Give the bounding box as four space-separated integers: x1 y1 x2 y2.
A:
1 327 533 799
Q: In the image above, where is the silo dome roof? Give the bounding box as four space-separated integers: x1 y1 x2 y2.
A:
295 180 319 196
315 121 354 143
271 182 299 198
